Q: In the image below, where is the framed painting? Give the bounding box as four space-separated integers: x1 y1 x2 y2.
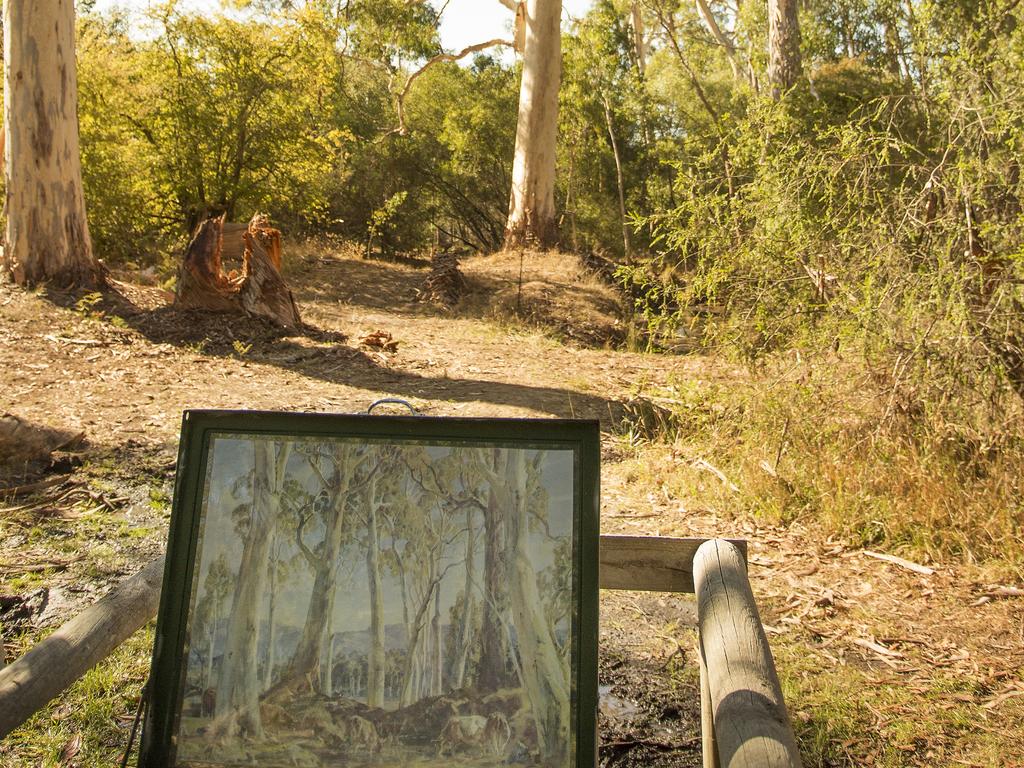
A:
139 410 599 768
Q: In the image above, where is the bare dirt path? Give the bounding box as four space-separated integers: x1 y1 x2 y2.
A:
1 247 1022 767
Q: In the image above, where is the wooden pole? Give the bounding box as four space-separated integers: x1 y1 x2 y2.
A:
694 539 802 768
700 637 721 768
0 556 165 738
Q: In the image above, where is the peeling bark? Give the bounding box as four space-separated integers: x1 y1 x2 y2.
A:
3 0 103 288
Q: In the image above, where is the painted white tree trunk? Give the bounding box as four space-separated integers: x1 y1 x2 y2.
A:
504 0 563 250
452 504 476 689
273 449 357 696
206 597 224 690
263 538 278 690
215 441 289 738
430 570 443 696
320 585 338 694
3 0 102 288
366 483 386 707
500 450 570 762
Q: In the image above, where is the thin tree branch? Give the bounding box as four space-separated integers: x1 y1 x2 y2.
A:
390 38 515 135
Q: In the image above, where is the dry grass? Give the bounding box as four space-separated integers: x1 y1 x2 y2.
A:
618 355 1024 574
458 249 626 348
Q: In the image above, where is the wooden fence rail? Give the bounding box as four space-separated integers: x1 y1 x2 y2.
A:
0 536 801 768
0 556 165 739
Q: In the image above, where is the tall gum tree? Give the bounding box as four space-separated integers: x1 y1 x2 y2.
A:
393 1 562 248
484 448 569 761
503 0 563 249
3 0 103 288
270 444 366 698
767 0 803 96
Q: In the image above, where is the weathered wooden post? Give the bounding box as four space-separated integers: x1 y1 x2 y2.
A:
0 556 165 738
700 643 720 768
694 539 802 768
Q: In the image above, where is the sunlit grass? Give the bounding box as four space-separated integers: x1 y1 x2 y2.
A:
616 359 1024 574
0 626 153 768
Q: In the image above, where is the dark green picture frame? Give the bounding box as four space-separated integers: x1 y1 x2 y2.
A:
139 409 599 768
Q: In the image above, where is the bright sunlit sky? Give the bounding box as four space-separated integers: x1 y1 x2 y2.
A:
89 0 594 53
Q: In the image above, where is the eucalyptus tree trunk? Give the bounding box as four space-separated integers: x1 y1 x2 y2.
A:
767 0 803 96
205 605 218 689
630 2 647 76
270 447 358 698
399 559 440 706
320 584 339 695
602 96 630 260
430 572 443 696
3 0 102 288
452 505 476 689
478 452 510 691
325 632 338 696
263 536 279 690
694 0 741 81
504 0 563 249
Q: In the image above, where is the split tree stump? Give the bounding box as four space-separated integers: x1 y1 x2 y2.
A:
175 213 300 330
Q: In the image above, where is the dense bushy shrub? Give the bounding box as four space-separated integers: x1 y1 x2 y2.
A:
626 9 1024 449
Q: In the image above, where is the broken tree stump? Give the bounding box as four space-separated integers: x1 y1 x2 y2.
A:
175 213 301 330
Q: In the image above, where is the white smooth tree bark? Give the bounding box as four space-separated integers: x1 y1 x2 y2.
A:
694 0 741 80
273 447 360 696
631 2 647 76
767 0 803 96
3 0 102 288
504 0 563 250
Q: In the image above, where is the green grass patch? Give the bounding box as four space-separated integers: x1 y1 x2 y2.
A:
0 625 154 768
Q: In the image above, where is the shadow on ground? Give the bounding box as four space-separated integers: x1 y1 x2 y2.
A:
96 285 626 426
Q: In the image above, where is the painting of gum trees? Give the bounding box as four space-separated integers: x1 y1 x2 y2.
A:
174 434 578 768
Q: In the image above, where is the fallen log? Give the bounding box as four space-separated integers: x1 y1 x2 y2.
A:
0 556 165 738
175 213 300 329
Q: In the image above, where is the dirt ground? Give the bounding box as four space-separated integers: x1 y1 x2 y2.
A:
1 245 1022 767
